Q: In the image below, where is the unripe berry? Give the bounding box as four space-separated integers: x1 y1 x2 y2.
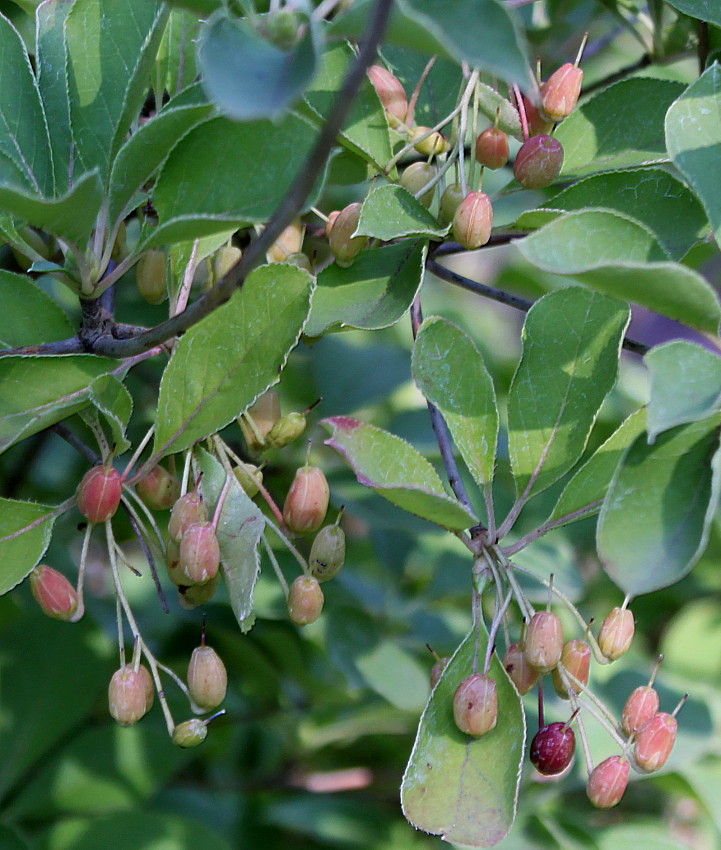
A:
188 644 227 711
179 521 220 585
178 573 221 609
108 665 150 726
268 411 306 448
168 491 208 542
309 524 346 581
452 191 493 250
475 127 509 169
622 685 660 736
135 465 180 511
367 65 408 128
430 656 450 689
541 63 583 123
409 126 446 156
283 465 329 534
135 249 167 304
399 162 437 208
267 217 303 263
288 575 324 625
521 94 553 136
233 462 263 499
503 642 539 695
513 134 564 189
552 639 591 699
439 183 464 226
172 718 208 748
77 465 122 523
586 756 630 808
329 202 368 268
633 712 677 772
530 721 575 775
453 673 498 737
524 610 563 673
239 389 282 451
261 7 300 50
29 564 79 622
284 251 312 272
213 245 242 280
598 607 634 661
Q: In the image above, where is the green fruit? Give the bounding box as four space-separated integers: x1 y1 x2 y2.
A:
309 524 346 581
268 411 306 448
328 203 367 268
136 465 180 511
135 249 167 304
399 162 437 208
172 718 208 748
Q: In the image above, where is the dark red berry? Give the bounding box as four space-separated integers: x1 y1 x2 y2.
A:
530 721 575 775
513 134 564 189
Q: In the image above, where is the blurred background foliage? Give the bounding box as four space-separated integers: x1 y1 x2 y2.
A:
1 0 721 848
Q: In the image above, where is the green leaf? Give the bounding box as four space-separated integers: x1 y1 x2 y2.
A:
666 64 721 248
517 210 721 332
153 9 201 99
401 629 525 847
0 499 56 594
507 287 630 501
0 354 121 454
304 41 391 170
108 101 212 225
0 13 52 195
197 8 321 121
197 450 264 633
550 408 647 525
306 240 425 336
154 264 314 458
0 271 72 347
65 0 169 182
89 375 133 455
357 184 447 240
396 0 532 88
0 171 104 247
597 415 721 596
518 168 708 261
356 640 429 711
412 316 498 490
152 112 326 240
664 1 721 25
43 811 232 850
322 416 477 531
645 341 721 440
555 78 685 176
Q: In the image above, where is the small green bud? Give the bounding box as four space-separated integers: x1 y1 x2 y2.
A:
213 245 242 280
268 411 306 448
409 126 446 156
439 183 464 226
399 162 437 208
233 462 263 498
309 524 346 581
135 249 167 304
172 718 208 748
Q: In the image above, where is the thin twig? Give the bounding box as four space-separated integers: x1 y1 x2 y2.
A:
426 258 649 356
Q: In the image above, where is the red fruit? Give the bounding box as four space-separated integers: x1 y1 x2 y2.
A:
586 756 630 808
283 465 329 535
187 644 227 711
367 65 408 127
136 465 180 511
475 127 509 169
524 610 563 673
77 465 122 523
430 656 450 689
453 673 498 737
328 202 368 268
530 721 575 775
503 642 539 695
622 685 660 736
399 162 437 208
513 134 564 189
29 564 79 622
598 606 635 661
179 521 220 585
521 94 553 136
168 491 208 542
108 664 150 726
541 63 583 123
287 575 324 625
452 191 493 250
552 639 591 699
633 712 677 772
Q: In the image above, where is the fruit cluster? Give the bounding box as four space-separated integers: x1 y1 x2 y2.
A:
441 597 683 809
